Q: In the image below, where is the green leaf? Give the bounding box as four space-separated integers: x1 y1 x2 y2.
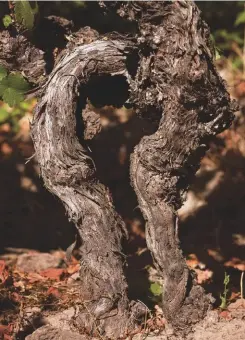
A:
150 282 163 296
224 272 230 285
0 108 9 124
2 88 24 107
3 15 12 28
0 77 8 96
15 0 38 30
235 11 245 26
8 73 29 92
215 49 221 61
219 295 227 310
19 101 30 110
0 66 7 81
232 56 243 70
0 72 29 107
73 1 85 7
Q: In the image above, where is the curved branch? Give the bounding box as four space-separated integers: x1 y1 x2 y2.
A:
0 30 46 85
128 0 235 331
30 1 236 337
31 40 142 338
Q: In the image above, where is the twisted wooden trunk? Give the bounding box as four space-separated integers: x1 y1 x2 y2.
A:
1 1 235 338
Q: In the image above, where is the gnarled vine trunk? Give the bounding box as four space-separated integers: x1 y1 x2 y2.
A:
128 2 235 330
31 40 144 339
1 1 236 338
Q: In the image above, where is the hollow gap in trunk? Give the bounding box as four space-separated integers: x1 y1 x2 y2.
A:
23 3 138 75
75 74 162 305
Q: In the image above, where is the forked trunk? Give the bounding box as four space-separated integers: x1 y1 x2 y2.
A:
1 1 235 338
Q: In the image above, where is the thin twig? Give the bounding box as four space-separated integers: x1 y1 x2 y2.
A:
241 271 244 300
25 153 36 164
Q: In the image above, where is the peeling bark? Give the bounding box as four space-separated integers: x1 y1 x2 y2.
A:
2 0 236 338
127 1 235 331
31 41 145 338
0 30 46 85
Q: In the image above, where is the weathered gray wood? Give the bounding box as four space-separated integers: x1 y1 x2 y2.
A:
20 1 236 338
0 30 46 85
31 40 145 338
127 1 235 331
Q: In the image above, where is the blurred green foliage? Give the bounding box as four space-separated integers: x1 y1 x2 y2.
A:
198 1 245 72
235 10 245 26
0 1 245 130
0 66 32 129
0 1 86 129
15 0 39 30
220 272 230 310
0 66 7 81
2 15 12 28
0 66 30 108
150 282 163 297
0 100 35 133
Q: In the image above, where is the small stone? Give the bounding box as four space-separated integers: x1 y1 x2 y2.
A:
25 325 88 340
16 253 62 273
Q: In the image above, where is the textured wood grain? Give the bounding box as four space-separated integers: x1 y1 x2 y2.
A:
27 1 236 337
31 40 145 338
127 1 235 331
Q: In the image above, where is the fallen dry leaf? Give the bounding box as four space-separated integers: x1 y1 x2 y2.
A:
235 80 245 97
0 260 8 283
0 260 12 286
186 254 199 269
195 268 213 284
47 287 60 298
10 292 21 303
27 272 47 284
67 263 80 275
0 325 9 335
0 324 12 338
219 310 232 320
39 268 66 281
13 280 25 291
224 258 245 271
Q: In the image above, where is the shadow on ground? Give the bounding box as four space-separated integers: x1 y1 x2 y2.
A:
1 104 245 306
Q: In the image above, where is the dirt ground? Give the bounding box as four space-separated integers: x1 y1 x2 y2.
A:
0 81 245 338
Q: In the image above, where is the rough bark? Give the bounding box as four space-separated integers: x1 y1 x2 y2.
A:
1 1 236 338
0 30 46 85
126 1 235 331
96 1 235 332
30 40 147 338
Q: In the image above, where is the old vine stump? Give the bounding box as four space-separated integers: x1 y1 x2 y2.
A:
0 1 236 338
